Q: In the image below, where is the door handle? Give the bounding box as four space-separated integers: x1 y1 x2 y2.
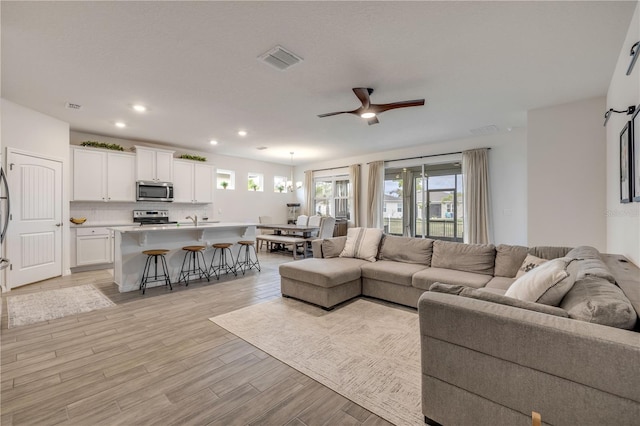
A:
55 223 62 227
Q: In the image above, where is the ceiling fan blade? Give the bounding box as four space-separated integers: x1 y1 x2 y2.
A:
352 88 373 109
367 116 379 125
372 99 425 114
317 108 360 118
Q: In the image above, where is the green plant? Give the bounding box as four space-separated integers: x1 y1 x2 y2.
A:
221 181 229 189
179 154 207 162
276 184 285 193
80 141 124 151
250 183 259 191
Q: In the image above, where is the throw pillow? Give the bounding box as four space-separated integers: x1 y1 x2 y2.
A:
339 227 383 262
516 254 548 278
321 236 347 258
506 257 576 306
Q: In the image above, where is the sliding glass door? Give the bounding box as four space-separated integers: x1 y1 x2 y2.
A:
384 163 463 241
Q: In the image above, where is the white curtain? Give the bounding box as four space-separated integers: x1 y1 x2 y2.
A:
462 148 491 244
367 161 384 229
304 170 314 215
349 164 360 227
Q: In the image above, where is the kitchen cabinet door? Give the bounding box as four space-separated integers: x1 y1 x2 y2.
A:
135 146 174 182
155 151 174 182
106 152 136 201
76 228 111 265
73 148 107 201
173 160 194 203
193 163 214 203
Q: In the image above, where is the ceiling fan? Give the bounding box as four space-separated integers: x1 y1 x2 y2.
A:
318 87 425 125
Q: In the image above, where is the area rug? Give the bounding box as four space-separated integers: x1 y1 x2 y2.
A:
209 298 421 426
7 284 115 328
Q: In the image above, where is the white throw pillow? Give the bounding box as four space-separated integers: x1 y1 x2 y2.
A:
515 254 548 278
339 228 383 262
506 257 576 306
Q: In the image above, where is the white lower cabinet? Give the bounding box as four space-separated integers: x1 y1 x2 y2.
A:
76 227 112 266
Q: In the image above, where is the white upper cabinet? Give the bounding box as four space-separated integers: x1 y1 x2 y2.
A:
173 159 214 203
135 146 174 182
106 152 136 201
72 147 136 202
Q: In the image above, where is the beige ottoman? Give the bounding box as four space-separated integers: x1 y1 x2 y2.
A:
279 258 366 309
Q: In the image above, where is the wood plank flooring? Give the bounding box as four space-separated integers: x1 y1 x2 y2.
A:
1 252 394 426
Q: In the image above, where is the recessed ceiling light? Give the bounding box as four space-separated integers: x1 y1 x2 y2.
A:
115 122 126 128
132 104 147 112
256 146 268 150
360 112 376 119
210 140 218 145
238 130 247 136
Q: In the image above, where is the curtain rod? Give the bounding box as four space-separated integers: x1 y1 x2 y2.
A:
307 165 352 173
366 148 490 165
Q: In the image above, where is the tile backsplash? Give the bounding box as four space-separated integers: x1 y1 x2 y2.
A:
70 202 214 226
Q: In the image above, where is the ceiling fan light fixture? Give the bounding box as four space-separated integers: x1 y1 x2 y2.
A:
360 112 376 119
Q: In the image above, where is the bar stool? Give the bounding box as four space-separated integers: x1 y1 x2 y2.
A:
210 243 237 279
140 249 172 295
177 245 210 286
235 240 261 275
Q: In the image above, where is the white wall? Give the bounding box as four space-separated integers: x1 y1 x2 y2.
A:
70 131 296 224
298 129 528 245
527 96 607 250
1 99 72 276
606 1 640 266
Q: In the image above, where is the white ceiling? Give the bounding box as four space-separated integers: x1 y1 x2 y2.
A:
2 1 636 165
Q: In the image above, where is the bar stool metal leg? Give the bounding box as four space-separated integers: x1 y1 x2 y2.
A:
177 246 210 286
234 241 261 275
140 250 172 295
209 243 237 279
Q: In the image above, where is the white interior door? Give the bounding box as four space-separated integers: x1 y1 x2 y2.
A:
6 150 63 289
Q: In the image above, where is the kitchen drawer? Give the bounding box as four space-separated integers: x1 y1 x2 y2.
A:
76 227 110 237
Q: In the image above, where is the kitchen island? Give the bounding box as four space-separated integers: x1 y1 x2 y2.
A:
109 222 257 292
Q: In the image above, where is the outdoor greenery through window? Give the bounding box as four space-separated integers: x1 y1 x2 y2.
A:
384 162 463 241
247 172 263 192
313 176 351 219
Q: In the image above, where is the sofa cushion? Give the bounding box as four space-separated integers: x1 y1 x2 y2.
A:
560 275 637 330
378 235 434 265
360 260 429 287
515 254 548 278
412 267 492 290
505 258 577 306
566 246 615 284
485 276 516 291
431 241 496 275
429 282 569 318
339 227 383 262
321 236 347 258
528 246 572 260
494 244 529 278
279 258 366 288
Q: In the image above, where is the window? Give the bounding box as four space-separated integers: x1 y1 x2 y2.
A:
247 172 263 192
313 175 351 219
274 175 288 193
216 169 235 190
384 162 463 241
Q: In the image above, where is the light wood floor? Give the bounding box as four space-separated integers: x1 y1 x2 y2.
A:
1 252 393 426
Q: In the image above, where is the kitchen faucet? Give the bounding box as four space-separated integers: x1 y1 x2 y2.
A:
186 215 198 227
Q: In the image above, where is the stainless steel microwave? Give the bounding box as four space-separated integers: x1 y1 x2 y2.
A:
136 181 174 202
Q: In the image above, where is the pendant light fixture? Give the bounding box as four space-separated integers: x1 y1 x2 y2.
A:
287 152 295 192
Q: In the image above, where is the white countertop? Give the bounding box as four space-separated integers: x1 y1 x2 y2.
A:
109 222 258 233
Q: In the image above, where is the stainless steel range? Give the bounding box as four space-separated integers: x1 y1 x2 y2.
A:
133 210 177 226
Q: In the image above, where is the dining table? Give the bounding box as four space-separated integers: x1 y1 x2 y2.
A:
256 223 320 238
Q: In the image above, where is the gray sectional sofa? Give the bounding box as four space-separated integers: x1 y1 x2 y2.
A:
278 234 640 426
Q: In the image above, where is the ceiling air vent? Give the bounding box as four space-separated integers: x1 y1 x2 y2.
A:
65 102 82 110
469 125 499 136
258 45 303 71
